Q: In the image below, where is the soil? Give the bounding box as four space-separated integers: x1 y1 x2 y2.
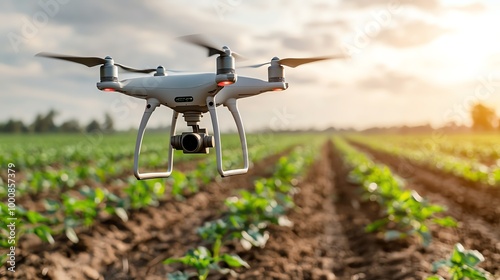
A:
350 141 500 279
1 148 290 280
3 140 500 280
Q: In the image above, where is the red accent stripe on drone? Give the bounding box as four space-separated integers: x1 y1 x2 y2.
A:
103 88 115 92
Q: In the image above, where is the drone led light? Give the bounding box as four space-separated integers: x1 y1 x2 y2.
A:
217 80 234 86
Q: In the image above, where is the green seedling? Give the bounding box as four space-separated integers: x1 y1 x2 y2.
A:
427 243 491 280
165 144 319 279
0 203 55 249
334 137 456 247
124 178 165 209
165 245 249 280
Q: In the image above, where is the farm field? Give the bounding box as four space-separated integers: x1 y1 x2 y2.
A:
1 132 500 279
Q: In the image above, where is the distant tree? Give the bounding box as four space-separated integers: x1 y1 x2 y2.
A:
102 113 114 132
471 103 497 131
31 114 43 133
32 109 58 133
86 119 101 133
60 119 81 133
1 119 27 133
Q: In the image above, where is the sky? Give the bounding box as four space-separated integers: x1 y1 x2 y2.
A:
1 0 500 132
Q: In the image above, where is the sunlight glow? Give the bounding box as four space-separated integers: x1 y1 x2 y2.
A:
430 11 500 81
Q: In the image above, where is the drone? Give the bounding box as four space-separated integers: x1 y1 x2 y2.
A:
36 35 345 179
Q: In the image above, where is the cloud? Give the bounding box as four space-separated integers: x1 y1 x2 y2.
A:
1 0 497 131
339 0 487 15
376 19 449 48
356 67 452 95
339 0 441 13
450 2 486 13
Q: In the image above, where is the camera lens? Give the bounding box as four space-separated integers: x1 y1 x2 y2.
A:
182 134 201 152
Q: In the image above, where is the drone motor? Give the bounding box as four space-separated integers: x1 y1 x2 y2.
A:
100 56 118 82
154 66 166 76
268 57 285 83
215 46 237 86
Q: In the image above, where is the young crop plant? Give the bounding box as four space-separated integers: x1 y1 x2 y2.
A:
0 202 55 265
427 243 492 280
124 178 165 209
364 188 457 246
333 136 456 246
167 158 218 199
165 144 319 279
164 245 249 280
57 186 128 243
347 135 500 187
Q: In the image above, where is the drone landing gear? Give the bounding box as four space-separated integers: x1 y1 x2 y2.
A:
134 98 177 179
133 97 249 179
206 96 249 177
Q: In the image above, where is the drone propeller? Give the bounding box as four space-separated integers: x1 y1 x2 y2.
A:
179 34 244 60
36 52 170 74
242 55 347 68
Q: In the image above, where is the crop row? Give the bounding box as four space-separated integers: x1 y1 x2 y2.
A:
332 136 456 246
0 133 309 200
0 134 316 266
347 135 500 187
349 134 500 165
165 142 321 279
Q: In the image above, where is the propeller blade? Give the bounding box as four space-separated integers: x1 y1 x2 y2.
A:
178 34 244 60
179 34 224 56
240 62 270 68
36 52 183 74
114 63 156 74
240 55 347 69
36 52 106 67
279 55 346 68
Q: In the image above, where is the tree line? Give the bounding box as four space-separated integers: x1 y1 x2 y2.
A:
0 109 114 133
0 103 498 134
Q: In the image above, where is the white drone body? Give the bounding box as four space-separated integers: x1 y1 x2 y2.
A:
37 35 341 179
98 70 287 179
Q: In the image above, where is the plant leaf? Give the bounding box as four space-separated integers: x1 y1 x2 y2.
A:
463 250 484 266
431 259 451 272
365 218 388 233
426 276 444 280
65 227 79 243
451 243 464 264
26 211 48 223
384 230 403 241
167 271 192 280
221 254 250 268
433 216 457 227
462 268 488 280
114 207 128 222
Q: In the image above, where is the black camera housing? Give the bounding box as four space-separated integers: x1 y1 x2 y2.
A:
171 130 214 154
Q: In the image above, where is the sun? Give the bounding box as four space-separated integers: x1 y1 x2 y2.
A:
429 9 500 82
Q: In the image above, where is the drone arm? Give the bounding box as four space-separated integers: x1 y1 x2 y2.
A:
207 96 249 177
134 98 178 179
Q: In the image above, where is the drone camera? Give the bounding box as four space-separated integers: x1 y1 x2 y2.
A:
171 132 214 154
